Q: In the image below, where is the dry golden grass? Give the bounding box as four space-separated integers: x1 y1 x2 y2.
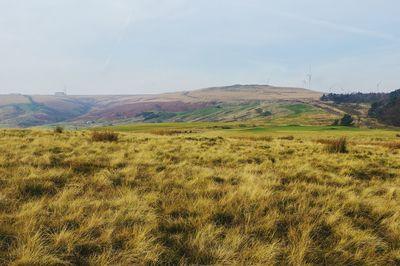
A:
316 138 400 150
0 129 399 265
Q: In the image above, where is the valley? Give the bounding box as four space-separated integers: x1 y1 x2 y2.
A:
0 85 326 128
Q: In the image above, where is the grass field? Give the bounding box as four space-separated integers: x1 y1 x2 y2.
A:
102 122 397 140
1 124 400 265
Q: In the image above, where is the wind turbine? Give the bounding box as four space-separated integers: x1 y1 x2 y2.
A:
376 81 382 92
307 65 312 89
328 84 337 93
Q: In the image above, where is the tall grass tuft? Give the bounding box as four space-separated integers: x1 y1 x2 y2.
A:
324 137 348 153
279 135 294 140
91 131 119 142
53 126 64 133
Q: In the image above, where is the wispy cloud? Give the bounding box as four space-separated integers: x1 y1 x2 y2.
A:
1 1 399 94
102 10 133 71
270 10 400 42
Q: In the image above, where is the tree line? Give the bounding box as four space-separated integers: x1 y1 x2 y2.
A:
320 92 388 104
321 89 400 126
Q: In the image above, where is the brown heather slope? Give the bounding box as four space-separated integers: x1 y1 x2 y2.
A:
79 85 321 120
171 84 322 102
82 101 216 120
80 84 321 105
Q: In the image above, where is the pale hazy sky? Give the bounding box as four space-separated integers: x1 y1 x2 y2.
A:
1 0 399 94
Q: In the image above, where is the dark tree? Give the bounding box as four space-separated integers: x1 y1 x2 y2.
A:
261 111 272 117
320 92 388 104
340 114 354 126
255 108 263 114
368 89 400 126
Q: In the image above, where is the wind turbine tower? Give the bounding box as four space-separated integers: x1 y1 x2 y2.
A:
376 81 382 92
307 65 312 89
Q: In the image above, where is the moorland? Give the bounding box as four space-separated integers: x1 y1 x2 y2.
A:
1 85 400 265
0 122 399 265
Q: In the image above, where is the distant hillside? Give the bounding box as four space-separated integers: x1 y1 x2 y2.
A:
0 95 93 127
0 85 322 127
166 84 321 102
320 92 388 104
368 89 400 126
321 89 400 127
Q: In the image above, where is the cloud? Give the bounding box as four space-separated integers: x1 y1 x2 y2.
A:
269 10 400 42
0 0 399 94
102 10 133 71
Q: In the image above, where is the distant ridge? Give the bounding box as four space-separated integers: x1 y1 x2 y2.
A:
0 84 322 127
171 84 321 102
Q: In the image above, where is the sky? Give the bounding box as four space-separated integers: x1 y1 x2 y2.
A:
0 0 399 95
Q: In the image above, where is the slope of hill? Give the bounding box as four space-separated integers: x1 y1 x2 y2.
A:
0 85 323 127
164 84 321 102
320 89 400 128
369 89 400 126
0 95 93 127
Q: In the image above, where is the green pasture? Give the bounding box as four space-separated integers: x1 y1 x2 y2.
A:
99 122 399 140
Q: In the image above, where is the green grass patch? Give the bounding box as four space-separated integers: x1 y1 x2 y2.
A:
283 103 318 115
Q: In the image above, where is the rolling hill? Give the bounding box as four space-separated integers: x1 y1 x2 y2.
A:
0 85 325 128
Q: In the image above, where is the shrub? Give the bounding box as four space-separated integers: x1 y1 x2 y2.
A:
325 137 348 153
396 134 400 138
255 108 272 116
255 108 263 114
339 114 354 126
53 126 64 133
91 131 119 142
151 129 196 135
261 110 272 117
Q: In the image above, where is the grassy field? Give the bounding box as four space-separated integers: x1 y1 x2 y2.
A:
0 124 400 265
102 122 397 140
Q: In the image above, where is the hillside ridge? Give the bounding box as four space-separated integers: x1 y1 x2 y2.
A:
0 85 322 127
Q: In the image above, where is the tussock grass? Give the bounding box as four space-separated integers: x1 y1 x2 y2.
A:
318 138 400 150
362 141 400 150
278 135 294 140
320 137 348 153
91 131 119 142
0 129 399 265
53 126 64 134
